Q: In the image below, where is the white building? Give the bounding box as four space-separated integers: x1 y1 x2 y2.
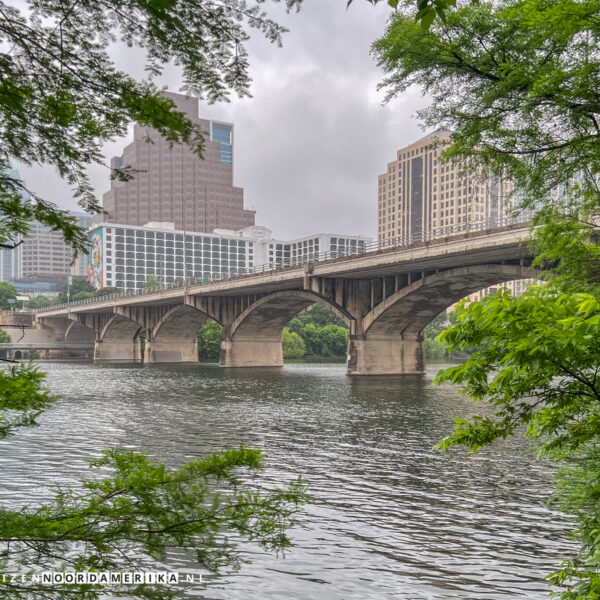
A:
86 222 371 291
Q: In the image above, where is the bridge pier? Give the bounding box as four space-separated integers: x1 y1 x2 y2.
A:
145 338 199 363
94 339 143 362
347 333 425 375
219 335 283 368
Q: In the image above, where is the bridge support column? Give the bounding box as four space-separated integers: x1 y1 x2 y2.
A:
219 335 283 368
347 333 425 375
145 338 198 363
94 339 142 362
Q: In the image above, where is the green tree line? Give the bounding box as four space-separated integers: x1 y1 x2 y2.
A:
0 279 122 311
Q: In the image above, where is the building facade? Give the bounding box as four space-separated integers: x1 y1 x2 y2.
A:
102 92 255 233
378 133 534 302
18 212 95 280
86 222 370 291
0 246 18 283
377 132 511 244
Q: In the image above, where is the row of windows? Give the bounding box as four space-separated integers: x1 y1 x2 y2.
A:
106 271 249 287
111 259 247 268
110 244 249 255
108 229 246 246
111 265 251 275
111 239 248 250
109 251 248 261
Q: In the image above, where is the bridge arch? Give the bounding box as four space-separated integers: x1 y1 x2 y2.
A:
349 264 541 375
95 314 142 362
64 319 95 343
147 304 212 363
221 290 352 368
364 264 541 336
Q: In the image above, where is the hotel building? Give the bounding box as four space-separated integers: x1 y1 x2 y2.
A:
86 222 370 291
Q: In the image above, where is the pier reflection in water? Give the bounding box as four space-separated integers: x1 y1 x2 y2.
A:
0 362 573 599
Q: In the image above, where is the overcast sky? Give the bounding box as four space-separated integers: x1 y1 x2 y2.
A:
18 1 428 241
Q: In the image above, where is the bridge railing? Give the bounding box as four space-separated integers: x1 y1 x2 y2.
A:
36 216 530 313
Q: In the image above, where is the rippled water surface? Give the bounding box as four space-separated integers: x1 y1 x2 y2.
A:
0 361 574 599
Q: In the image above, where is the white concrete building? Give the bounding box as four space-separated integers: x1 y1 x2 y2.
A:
86 222 370 291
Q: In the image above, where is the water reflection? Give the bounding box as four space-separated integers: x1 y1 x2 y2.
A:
0 361 574 599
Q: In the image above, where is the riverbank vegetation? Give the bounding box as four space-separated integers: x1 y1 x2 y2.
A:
374 0 600 595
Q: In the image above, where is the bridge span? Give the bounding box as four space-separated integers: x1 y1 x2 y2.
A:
35 223 537 375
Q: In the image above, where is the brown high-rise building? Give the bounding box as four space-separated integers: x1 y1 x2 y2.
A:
377 132 510 244
378 133 526 302
102 93 255 232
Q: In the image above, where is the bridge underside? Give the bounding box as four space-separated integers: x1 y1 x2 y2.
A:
146 305 210 363
347 264 536 375
220 292 329 368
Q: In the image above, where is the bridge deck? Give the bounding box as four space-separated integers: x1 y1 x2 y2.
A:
37 223 532 317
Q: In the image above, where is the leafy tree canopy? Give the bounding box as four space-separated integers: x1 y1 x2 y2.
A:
57 277 93 302
0 281 17 309
373 0 600 595
95 286 120 297
143 275 162 292
289 304 348 329
435 289 600 597
25 295 53 309
351 0 450 29
0 365 310 600
197 321 222 360
282 327 306 359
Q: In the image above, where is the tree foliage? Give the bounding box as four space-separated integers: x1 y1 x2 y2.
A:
372 0 600 218
1 446 309 600
286 320 349 357
282 327 305 359
57 278 93 303
434 289 600 597
0 365 309 599
95 286 120 297
286 304 349 358
25 295 53 309
0 282 17 310
197 321 222 360
352 0 452 29
0 363 56 440
143 275 162 293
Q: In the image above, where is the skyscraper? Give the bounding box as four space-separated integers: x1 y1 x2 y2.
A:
102 92 255 233
0 167 25 282
18 212 95 279
378 133 531 302
377 132 511 244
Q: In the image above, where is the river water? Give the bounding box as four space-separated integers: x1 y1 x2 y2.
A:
0 361 574 599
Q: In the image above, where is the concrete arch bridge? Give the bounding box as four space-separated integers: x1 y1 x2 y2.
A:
36 224 537 375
